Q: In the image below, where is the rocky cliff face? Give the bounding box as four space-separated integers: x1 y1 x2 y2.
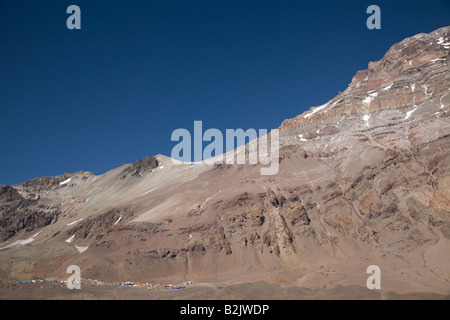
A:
0 27 449 297
281 27 450 131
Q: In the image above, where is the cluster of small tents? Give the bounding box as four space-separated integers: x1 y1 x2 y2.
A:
16 278 188 291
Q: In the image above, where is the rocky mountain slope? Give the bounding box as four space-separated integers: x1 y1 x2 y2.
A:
1 27 450 298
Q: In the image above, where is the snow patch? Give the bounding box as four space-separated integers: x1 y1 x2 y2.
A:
405 106 418 120
67 218 83 226
422 85 432 96
363 114 371 127
142 187 158 195
0 231 42 250
437 37 450 45
303 102 329 119
437 37 450 48
298 134 307 142
362 96 372 105
431 58 446 62
382 83 393 91
66 234 75 243
59 178 71 185
200 190 222 209
362 92 377 106
75 245 88 253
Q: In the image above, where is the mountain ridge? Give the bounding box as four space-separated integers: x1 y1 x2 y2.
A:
1 26 449 298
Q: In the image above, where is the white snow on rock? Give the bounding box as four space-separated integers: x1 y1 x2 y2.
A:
67 218 83 226
437 37 450 49
200 190 222 209
431 58 446 62
303 102 329 119
382 83 393 91
60 178 71 185
363 114 371 127
114 216 122 225
411 84 416 92
362 96 372 105
66 234 75 243
422 85 432 96
142 187 158 196
0 231 42 250
75 245 88 253
363 92 377 107
298 134 307 142
405 106 418 120
437 37 450 46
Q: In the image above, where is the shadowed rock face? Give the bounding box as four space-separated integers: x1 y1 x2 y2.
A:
0 185 62 241
120 156 159 178
0 186 23 203
1 27 450 298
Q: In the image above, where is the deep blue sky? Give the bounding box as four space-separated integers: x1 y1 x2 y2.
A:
0 0 449 185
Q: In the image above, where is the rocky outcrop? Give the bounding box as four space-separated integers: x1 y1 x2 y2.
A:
0 185 63 241
68 207 134 241
0 204 61 241
0 185 23 203
120 156 159 178
280 26 450 133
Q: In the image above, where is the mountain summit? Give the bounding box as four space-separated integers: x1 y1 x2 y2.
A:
1 27 449 299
